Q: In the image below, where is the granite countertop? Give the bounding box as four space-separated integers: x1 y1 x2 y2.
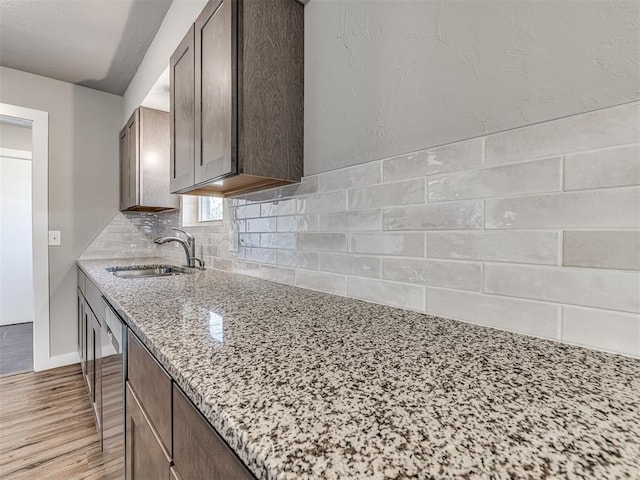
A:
78 257 640 480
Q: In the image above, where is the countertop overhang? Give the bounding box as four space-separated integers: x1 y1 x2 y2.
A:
77 257 640 480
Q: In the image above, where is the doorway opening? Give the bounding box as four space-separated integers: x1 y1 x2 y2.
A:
0 103 49 373
0 121 34 375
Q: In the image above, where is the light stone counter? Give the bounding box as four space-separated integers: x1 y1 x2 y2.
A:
78 257 640 480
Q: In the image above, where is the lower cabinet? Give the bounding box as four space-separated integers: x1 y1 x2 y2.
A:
88 309 103 433
126 329 256 480
173 384 254 480
126 383 171 480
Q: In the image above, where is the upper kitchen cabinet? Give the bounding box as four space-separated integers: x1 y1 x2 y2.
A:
120 107 180 211
170 0 304 197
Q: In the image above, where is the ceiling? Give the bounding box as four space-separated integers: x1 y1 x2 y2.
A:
0 0 173 96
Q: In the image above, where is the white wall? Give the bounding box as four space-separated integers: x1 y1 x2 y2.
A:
305 0 640 174
0 66 123 357
0 155 33 326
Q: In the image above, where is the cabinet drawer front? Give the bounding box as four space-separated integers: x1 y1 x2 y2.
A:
173 384 255 480
127 331 172 453
126 383 171 480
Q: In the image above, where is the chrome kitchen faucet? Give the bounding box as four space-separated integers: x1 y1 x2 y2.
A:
155 228 205 270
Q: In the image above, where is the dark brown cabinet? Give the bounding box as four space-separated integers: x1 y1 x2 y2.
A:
127 330 173 454
120 107 180 211
170 0 303 197
125 328 256 480
126 383 172 480
173 384 254 480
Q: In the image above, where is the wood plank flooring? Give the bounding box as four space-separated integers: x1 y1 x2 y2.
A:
0 363 123 479
0 323 33 377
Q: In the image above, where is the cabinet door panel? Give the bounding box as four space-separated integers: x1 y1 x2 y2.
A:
126 383 171 480
127 330 172 453
195 0 236 184
170 25 196 193
173 384 254 480
126 112 139 208
119 128 129 210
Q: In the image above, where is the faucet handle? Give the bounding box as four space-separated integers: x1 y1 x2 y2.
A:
171 228 194 242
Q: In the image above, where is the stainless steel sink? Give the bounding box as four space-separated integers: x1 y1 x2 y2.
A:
106 265 192 278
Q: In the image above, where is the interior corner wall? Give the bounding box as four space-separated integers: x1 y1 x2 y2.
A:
122 0 208 123
0 66 123 358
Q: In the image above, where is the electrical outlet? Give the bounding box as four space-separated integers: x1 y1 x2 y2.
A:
48 230 61 246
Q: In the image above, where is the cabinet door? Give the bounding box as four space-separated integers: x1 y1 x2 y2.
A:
127 330 172 453
194 0 236 185
119 127 129 210
86 308 94 398
170 25 196 193
86 310 103 434
173 384 254 480
126 111 139 208
77 290 84 375
126 383 171 480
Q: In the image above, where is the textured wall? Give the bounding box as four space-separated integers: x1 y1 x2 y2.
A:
0 66 123 357
305 0 640 175
153 102 639 357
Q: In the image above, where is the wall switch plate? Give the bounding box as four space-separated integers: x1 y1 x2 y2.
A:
48 230 61 246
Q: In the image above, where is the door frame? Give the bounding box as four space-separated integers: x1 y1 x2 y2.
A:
0 103 50 371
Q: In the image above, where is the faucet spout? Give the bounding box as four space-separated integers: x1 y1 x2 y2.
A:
154 228 204 269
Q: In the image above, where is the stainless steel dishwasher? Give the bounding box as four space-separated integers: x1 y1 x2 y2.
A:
102 296 127 479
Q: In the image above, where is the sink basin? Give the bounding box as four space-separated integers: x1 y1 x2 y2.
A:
106 265 192 278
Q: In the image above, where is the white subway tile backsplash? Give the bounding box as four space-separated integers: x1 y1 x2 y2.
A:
383 201 483 230
236 204 261 219
485 102 640 165
277 250 318 269
318 210 381 232
277 215 318 232
256 265 296 285
427 157 562 202
382 137 482 181
564 144 640 191
485 264 640 313
382 258 482 291
563 231 640 271
485 187 640 229
246 217 277 233
427 288 559 339
348 233 424 257
297 191 346 214
348 277 425 311
426 231 559 265
243 247 277 264
260 199 296 217
261 233 297 249
297 233 347 252
348 179 425 210
318 162 381 192
562 306 640 356
296 270 347 295
317 252 381 278
238 233 260 248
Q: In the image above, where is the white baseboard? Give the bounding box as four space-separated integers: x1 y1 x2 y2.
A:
35 351 80 372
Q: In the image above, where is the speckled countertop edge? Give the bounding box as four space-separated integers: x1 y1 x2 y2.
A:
77 257 640 480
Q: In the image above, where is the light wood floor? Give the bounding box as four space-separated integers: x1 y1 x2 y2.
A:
0 363 122 479
0 323 33 377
